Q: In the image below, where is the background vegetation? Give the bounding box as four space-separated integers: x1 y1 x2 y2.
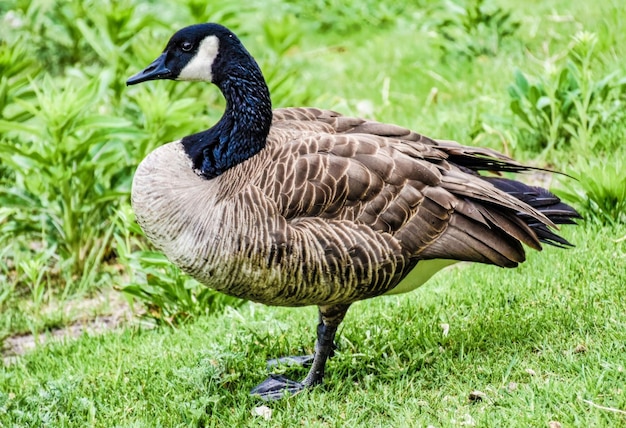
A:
0 0 624 426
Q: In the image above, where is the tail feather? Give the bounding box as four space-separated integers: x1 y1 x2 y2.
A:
485 177 581 248
429 141 580 264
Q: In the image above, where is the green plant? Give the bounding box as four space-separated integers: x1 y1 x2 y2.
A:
18 250 52 311
7 1 89 73
183 0 245 29
0 245 17 309
121 251 244 325
432 0 520 59
0 75 137 290
123 83 217 158
558 154 626 225
283 0 412 34
71 1 165 94
254 15 319 107
508 32 626 155
0 38 38 122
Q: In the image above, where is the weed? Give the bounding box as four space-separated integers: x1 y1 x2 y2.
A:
255 15 318 107
506 31 626 226
431 0 520 59
508 31 626 155
0 39 38 122
0 246 17 309
558 154 626 225
283 0 412 34
0 75 136 290
121 251 244 325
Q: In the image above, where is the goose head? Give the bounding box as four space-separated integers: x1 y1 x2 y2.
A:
127 23 272 179
127 23 253 86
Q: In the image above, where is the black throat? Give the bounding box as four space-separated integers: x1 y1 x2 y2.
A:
181 60 272 179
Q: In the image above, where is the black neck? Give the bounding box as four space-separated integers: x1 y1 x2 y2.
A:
181 64 272 179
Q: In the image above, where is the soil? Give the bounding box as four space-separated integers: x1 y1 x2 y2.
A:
2 289 139 366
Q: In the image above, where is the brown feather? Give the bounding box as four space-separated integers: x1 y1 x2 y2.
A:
133 107 578 306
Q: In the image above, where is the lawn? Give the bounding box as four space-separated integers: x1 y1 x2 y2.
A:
2 224 625 426
1 0 625 426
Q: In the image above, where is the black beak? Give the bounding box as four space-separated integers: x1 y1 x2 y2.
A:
126 54 172 86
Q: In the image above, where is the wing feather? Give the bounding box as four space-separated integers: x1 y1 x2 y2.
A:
238 108 571 298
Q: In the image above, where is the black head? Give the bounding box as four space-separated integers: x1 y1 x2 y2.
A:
127 23 248 86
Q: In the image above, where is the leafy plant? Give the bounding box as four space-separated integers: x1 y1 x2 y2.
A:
183 0 245 29
0 38 38 122
0 75 137 289
283 0 412 34
431 0 520 59
7 1 89 73
15 246 57 311
121 251 244 325
0 245 18 310
254 15 319 107
123 84 214 158
508 31 626 155
558 154 626 225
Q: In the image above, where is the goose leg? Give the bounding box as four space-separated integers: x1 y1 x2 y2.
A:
251 304 349 400
265 311 337 369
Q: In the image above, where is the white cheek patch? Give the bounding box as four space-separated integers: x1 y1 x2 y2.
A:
177 35 219 81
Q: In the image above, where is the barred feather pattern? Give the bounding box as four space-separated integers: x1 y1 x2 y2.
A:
131 107 579 307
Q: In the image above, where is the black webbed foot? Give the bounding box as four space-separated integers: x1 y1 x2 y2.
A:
251 305 349 400
250 374 306 400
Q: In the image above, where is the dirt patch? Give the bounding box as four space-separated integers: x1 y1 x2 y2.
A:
3 315 127 365
2 289 141 366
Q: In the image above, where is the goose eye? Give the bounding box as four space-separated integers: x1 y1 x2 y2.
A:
181 41 193 52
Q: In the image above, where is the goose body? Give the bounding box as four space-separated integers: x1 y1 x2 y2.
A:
127 23 579 399
133 107 552 306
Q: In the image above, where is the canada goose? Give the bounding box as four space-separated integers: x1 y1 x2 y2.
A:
126 23 579 400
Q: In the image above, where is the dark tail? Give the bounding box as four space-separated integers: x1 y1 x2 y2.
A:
486 177 582 248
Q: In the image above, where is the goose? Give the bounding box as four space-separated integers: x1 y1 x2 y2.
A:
126 23 580 400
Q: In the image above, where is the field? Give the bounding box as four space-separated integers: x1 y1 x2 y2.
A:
1 0 625 426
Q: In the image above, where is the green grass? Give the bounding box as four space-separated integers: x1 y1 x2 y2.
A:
1 0 626 425
1 223 625 426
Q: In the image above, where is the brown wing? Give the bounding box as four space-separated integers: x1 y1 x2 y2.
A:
257 108 548 271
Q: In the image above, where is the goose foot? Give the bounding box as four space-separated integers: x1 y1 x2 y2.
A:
250 374 306 400
252 305 349 401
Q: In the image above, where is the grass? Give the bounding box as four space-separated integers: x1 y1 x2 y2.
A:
1 223 625 426
1 0 626 425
